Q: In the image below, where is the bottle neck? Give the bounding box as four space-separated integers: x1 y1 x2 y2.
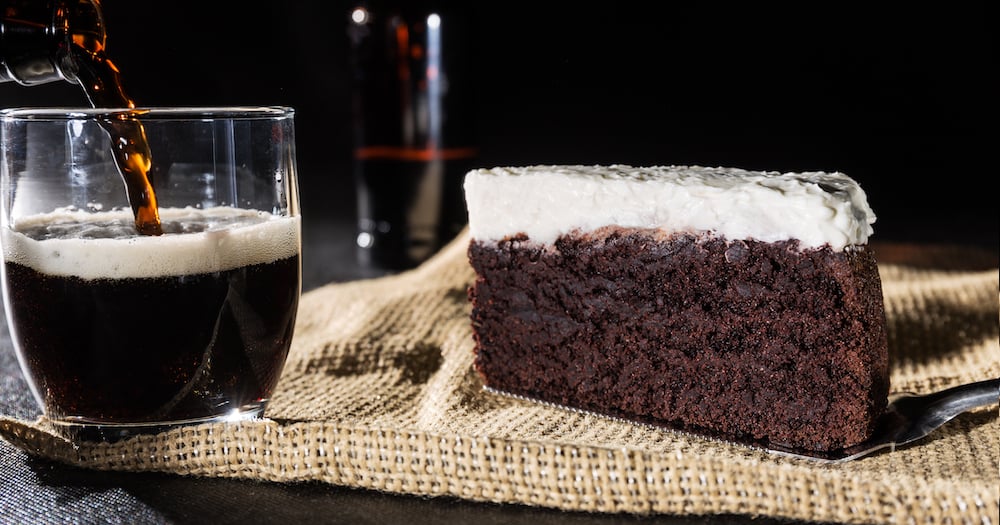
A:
0 0 106 86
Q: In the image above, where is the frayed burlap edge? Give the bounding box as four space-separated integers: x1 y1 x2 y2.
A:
1 416 996 524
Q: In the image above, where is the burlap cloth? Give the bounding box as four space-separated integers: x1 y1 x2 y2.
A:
2 231 998 524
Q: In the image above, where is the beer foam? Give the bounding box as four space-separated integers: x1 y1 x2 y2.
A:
2 207 301 280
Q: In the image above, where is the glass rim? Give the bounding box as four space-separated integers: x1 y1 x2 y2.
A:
0 106 295 121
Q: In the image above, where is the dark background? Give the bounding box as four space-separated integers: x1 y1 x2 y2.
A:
1 1 996 250
0 3 995 523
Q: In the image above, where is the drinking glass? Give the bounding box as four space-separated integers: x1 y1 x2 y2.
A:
0 106 301 441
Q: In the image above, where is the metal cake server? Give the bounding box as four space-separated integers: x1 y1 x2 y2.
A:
488 377 1000 463
769 377 1000 463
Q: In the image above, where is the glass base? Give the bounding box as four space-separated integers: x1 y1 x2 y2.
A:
45 403 268 443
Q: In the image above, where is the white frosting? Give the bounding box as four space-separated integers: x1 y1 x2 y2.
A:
3 207 301 280
464 165 876 250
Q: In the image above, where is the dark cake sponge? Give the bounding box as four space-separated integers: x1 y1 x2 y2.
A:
468 230 889 452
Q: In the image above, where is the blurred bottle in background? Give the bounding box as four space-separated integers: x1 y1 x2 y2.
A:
348 0 476 272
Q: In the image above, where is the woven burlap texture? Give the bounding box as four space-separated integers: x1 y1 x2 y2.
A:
2 232 998 524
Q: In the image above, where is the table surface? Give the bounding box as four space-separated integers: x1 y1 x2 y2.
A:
1 208 996 525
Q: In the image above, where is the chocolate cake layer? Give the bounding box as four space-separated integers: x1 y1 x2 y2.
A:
468 230 889 452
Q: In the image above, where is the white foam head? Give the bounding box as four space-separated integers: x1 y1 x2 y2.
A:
464 165 877 250
2 207 301 280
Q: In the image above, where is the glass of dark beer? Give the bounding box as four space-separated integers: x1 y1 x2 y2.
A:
0 106 301 441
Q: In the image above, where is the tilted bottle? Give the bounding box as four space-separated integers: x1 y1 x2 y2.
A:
0 0 106 86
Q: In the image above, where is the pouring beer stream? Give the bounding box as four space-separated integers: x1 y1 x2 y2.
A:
69 22 162 236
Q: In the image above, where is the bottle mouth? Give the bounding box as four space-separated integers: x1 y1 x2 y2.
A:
0 0 106 86
0 106 297 121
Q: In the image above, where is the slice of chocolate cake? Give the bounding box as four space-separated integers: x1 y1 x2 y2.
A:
464 165 889 453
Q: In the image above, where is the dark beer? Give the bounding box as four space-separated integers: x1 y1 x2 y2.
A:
2 3 301 440
2 207 300 437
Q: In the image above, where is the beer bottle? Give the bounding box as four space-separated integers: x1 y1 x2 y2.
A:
348 0 477 272
0 0 106 86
